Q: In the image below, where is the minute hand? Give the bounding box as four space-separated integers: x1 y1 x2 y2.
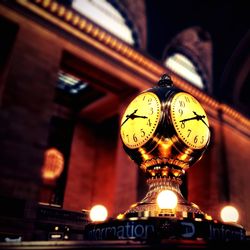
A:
200 117 209 128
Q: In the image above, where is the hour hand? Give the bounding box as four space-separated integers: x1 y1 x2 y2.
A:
193 111 209 127
130 114 148 120
192 111 204 119
121 109 138 126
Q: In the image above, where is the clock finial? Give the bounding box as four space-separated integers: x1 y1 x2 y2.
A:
158 73 173 87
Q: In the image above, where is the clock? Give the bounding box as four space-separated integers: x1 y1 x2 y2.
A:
120 74 210 176
170 92 210 149
120 92 161 149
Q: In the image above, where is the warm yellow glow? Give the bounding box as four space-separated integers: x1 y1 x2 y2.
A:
90 205 108 222
42 148 64 181
116 214 124 220
205 214 213 220
157 190 178 209
220 205 239 223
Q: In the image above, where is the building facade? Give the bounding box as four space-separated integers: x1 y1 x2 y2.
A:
0 0 249 240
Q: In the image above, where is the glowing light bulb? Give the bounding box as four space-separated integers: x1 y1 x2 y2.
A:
89 204 108 222
220 205 239 223
157 190 178 209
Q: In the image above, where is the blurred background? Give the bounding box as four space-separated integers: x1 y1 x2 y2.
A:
0 0 249 241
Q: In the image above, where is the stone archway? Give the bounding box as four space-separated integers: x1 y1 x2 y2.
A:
163 26 213 94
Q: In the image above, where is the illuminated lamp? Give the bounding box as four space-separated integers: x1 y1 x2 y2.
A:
89 205 108 222
220 205 239 223
157 190 178 209
41 148 64 182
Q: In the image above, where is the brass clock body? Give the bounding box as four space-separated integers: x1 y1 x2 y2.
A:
120 78 210 177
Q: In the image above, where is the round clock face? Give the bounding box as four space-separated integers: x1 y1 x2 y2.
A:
170 92 210 149
120 92 161 149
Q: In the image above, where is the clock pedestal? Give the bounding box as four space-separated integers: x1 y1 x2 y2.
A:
121 176 205 219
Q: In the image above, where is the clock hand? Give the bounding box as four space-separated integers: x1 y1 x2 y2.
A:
121 109 138 126
179 116 198 123
193 111 209 127
192 111 205 120
179 112 206 123
200 117 209 128
128 109 138 117
130 114 148 120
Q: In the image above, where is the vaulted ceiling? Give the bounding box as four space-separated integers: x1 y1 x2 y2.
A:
144 0 249 117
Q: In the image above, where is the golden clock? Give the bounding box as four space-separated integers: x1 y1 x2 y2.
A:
170 92 210 149
120 92 161 149
120 74 210 176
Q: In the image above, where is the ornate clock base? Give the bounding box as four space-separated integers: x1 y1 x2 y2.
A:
84 176 245 241
84 176 245 242
121 177 208 220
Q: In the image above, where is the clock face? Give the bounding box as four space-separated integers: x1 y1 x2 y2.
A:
170 92 210 149
120 92 161 149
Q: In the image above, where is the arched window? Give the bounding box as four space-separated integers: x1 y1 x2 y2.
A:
164 53 204 89
163 27 212 93
72 0 135 45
